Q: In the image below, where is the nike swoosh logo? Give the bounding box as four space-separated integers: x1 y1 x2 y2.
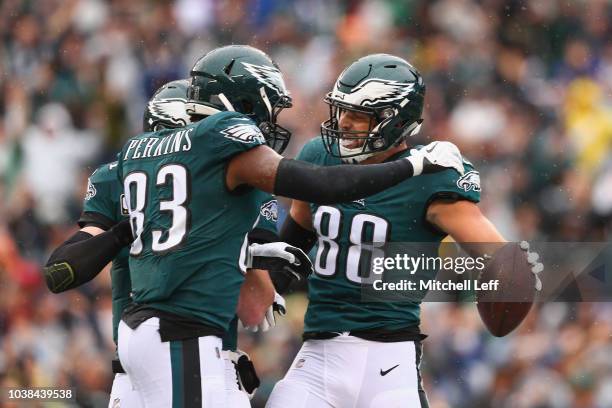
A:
380 364 400 376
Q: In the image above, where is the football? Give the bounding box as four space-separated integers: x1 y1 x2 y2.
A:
477 242 536 337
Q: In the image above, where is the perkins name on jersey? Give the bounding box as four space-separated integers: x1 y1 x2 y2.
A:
372 278 500 292
123 128 193 160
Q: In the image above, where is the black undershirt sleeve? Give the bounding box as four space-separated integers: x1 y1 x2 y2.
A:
279 215 317 254
77 211 116 230
247 227 280 245
44 219 133 293
273 158 415 205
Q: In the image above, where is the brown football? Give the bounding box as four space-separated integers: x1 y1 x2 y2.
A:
476 242 535 337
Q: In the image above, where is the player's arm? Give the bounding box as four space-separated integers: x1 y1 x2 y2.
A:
267 199 318 294
427 199 542 286
43 220 133 293
236 268 275 327
426 199 506 255
285 199 316 246
226 141 466 205
44 162 135 294
239 198 308 330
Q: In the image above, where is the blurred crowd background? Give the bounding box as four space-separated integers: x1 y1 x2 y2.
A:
1 0 611 407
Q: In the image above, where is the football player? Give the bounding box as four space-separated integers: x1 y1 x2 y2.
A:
266 54 543 407
43 80 192 407
43 79 294 407
115 45 467 408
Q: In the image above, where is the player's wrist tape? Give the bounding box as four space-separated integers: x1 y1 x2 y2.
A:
274 158 414 205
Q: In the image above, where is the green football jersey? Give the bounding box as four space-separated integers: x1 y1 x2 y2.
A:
117 111 267 332
297 137 481 333
79 162 131 345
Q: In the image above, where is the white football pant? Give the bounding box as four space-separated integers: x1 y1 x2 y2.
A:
118 317 227 408
108 373 143 408
266 334 429 408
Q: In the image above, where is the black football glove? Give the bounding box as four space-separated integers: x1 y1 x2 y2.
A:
225 350 260 400
246 242 313 280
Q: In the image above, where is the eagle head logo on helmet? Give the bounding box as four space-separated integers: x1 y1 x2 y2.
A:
147 98 190 128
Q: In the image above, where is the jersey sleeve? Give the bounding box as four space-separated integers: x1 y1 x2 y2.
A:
295 137 325 164
422 159 481 205
78 163 120 229
199 112 267 161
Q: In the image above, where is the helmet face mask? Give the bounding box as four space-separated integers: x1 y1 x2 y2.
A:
320 54 425 163
186 45 293 154
258 93 292 155
321 96 398 162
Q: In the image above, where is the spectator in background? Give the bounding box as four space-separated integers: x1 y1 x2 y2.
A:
563 78 612 175
21 103 100 224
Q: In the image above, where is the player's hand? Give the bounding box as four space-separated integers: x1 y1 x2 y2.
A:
406 141 465 176
226 349 260 400
519 241 543 291
246 292 286 332
246 242 313 280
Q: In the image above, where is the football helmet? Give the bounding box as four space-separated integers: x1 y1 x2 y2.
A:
143 79 191 132
321 54 425 163
186 45 292 154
